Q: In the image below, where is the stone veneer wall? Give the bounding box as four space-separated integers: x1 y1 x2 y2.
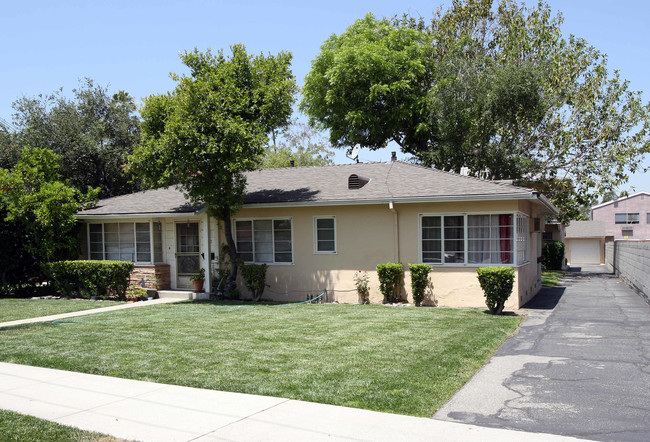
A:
606 240 650 300
129 264 171 290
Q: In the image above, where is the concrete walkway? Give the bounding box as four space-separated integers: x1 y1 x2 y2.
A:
0 297 186 329
435 266 650 441
0 362 580 442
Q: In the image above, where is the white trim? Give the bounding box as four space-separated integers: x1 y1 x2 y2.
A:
313 215 337 254
77 212 199 220
591 191 650 210
233 217 295 265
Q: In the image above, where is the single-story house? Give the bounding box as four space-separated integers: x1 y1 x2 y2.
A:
564 220 608 265
76 160 558 309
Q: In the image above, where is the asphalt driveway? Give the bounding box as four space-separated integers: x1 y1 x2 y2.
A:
434 266 650 441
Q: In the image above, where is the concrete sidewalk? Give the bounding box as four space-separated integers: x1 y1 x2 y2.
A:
0 363 581 441
0 297 186 329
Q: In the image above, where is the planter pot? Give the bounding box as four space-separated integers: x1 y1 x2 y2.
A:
192 280 204 293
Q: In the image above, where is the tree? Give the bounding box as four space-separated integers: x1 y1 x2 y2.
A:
301 2 650 221
9 79 142 198
262 121 334 168
128 46 296 290
0 148 99 277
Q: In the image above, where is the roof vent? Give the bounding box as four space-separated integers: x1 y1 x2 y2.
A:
348 174 369 190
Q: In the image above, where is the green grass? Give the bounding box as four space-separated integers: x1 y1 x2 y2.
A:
0 301 521 417
541 270 565 287
0 409 124 441
0 299 124 323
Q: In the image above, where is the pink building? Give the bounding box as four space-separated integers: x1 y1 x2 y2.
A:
591 192 650 240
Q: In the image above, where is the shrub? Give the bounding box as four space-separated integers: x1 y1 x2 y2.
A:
542 241 565 270
476 267 515 315
353 270 370 304
408 264 431 306
43 260 134 300
241 263 268 302
376 263 404 303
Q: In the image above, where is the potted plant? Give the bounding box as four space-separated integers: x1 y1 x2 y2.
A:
190 268 205 293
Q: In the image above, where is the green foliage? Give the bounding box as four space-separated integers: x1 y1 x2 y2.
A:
542 241 565 271
0 148 99 266
476 267 515 315
408 264 431 306
353 270 370 304
376 263 404 303
43 260 135 300
129 46 296 290
190 268 205 282
262 121 335 168
241 263 268 302
8 79 142 198
302 3 650 222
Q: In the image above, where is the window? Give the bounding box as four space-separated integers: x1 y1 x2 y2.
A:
622 229 634 238
314 216 336 253
647 213 650 224
615 213 639 224
235 218 293 264
420 213 529 266
88 222 156 263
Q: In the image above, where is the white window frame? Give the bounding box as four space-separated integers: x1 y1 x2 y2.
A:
233 217 294 265
313 216 337 254
418 212 529 267
87 221 154 264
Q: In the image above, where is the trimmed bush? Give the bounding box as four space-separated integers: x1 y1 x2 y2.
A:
241 263 268 302
542 241 565 270
377 263 404 303
476 267 515 315
408 264 431 306
43 260 134 300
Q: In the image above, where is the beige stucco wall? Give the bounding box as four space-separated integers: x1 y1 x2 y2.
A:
227 199 542 309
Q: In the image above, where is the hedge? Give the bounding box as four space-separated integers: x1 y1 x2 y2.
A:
476 266 515 315
377 263 404 303
43 260 135 300
408 263 431 306
542 241 565 270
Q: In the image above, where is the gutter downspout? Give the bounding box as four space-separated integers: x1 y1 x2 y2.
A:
388 201 400 263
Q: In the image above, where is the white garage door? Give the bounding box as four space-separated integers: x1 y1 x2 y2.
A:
570 239 601 264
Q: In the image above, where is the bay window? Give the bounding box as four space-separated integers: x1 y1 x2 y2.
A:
420 213 529 266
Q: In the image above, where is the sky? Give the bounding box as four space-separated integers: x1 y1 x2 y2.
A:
1 0 648 193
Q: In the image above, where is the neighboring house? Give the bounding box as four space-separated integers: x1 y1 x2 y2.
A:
591 192 650 240
564 221 607 265
542 219 565 245
76 161 558 309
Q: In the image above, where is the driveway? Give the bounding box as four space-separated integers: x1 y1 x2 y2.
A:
434 266 650 441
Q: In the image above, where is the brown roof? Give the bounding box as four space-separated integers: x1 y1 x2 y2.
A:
77 161 546 216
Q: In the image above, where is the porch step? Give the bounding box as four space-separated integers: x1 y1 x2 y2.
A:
157 290 210 300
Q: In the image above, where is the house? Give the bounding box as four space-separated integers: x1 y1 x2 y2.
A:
76 160 558 309
591 192 650 240
564 221 607 265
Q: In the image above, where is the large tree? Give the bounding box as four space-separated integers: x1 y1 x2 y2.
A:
0 148 98 284
301 1 650 221
8 79 141 198
128 46 296 289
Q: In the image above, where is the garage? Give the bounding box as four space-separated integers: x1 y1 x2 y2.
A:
568 239 602 264
564 221 606 265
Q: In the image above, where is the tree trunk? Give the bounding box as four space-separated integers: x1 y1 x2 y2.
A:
221 207 239 293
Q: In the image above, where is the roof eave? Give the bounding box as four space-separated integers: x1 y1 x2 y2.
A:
77 208 204 220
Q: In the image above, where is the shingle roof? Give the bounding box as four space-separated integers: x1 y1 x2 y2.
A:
565 221 606 238
77 161 544 216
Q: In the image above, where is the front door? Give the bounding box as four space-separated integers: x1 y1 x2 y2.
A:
176 223 200 289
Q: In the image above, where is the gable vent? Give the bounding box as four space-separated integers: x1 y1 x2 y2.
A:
348 174 369 190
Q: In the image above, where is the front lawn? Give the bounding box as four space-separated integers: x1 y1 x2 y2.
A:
0 409 124 441
0 298 124 323
0 302 521 417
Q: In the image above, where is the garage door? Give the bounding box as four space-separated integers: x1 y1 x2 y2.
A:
570 239 601 264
